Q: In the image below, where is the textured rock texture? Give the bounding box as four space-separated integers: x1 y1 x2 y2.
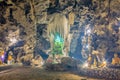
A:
0 0 120 63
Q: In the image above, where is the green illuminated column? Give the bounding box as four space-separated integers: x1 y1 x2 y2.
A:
51 33 64 59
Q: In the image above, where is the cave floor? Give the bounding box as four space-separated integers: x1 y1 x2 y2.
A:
0 64 103 80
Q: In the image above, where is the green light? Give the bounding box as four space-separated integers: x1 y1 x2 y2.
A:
51 33 64 55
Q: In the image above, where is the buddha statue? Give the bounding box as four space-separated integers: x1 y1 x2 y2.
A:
111 53 120 65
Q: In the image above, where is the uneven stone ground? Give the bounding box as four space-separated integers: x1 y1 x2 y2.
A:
0 65 103 80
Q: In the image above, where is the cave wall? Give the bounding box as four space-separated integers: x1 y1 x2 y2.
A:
0 0 120 62
0 0 36 62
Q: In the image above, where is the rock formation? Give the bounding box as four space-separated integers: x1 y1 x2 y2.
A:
0 0 120 64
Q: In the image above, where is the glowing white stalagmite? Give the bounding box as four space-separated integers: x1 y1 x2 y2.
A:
47 13 70 56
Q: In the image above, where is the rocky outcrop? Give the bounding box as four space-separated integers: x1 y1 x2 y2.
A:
0 0 120 64
44 57 80 71
0 1 35 63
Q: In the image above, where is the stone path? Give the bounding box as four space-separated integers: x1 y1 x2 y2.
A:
0 65 103 80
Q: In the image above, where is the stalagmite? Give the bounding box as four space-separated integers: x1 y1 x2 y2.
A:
47 13 70 56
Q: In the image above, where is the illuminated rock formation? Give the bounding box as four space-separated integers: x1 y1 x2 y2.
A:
0 0 120 65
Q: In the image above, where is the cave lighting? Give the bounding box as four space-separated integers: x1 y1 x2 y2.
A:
72 57 75 59
55 35 61 42
41 61 44 65
102 61 107 67
1 55 4 59
86 29 91 34
9 37 17 45
83 62 88 68
86 44 89 49
54 33 63 43
1 54 5 63
103 61 107 64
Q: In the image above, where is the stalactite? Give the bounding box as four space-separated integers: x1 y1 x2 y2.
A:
47 13 69 39
68 11 75 25
47 13 70 56
30 0 35 22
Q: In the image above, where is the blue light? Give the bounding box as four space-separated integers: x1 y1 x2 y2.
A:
86 29 91 34
54 33 63 43
86 44 89 48
55 35 61 42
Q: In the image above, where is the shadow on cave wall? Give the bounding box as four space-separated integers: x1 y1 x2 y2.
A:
34 24 50 60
